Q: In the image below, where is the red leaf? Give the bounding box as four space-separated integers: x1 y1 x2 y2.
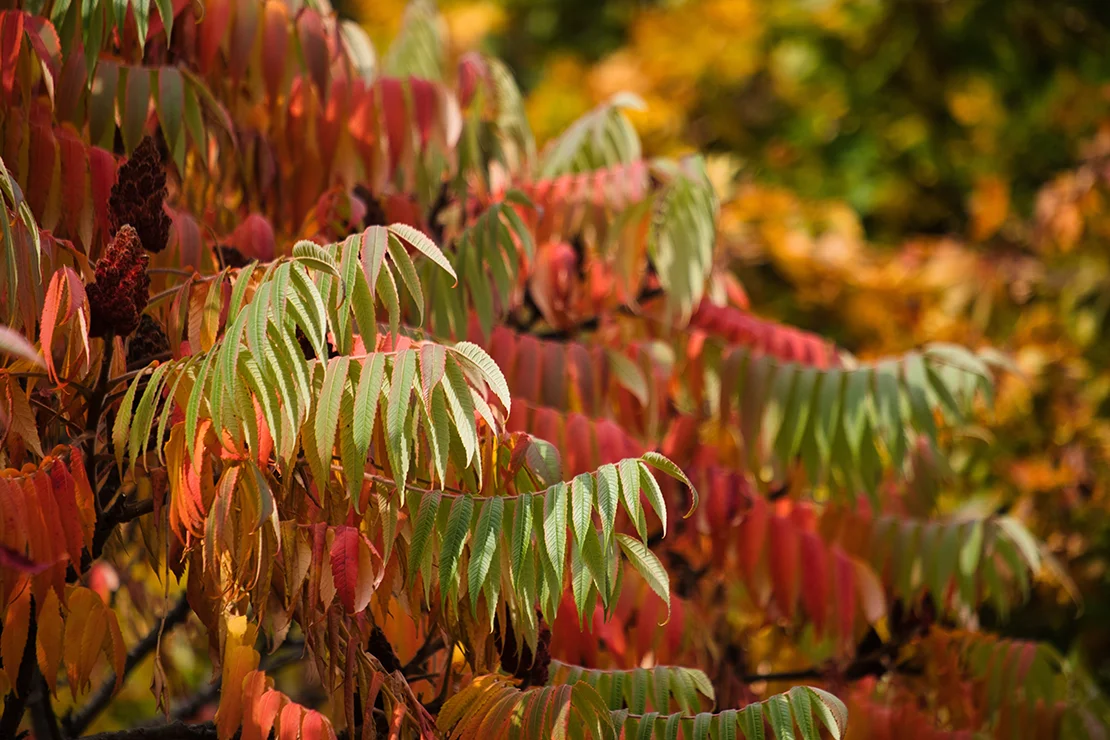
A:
197 0 231 74
769 513 800 620
799 531 829 636
295 10 329 102
563 413 595 477
47 458 85 566
330 525 372 614
87 147 117 252
0 11 24 101
739 495 768 584
261 1 289 102
228 0 260 81
833 546 857 643
27 110 57 220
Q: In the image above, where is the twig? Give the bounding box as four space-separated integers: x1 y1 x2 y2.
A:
64 596 192 737
30 397 86 435
401 633 444 677
4 372 93 398
76 721 216 740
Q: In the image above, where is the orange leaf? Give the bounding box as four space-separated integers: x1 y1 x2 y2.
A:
1 582 31 692
215 615 261 740
40 267 89 383
279 701 305 740
47 458 85 566
67 448 97 550
301 709 337 740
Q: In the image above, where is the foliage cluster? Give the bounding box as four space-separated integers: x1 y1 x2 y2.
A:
0 0 1107 739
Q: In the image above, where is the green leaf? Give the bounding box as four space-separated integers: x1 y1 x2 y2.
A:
314 356 349 483
407 491 440 590
739 703 764 740
543 482 568 589
615 534 670 622
153 0 173 44
640 451 698 519
113 367 151 470
419 343 447 411
387 232 425 324
636 462 667 537
595 464 619 547
439 495 474 604
511 492 533 591
787 687 817 740
389 223 457 283
293 240 341 278
467 497 504 616
570 473 595 549
765 694 794 740
443 355 478 466
128 362 171 473
387 349 417 499
805 688 847 740
606 350 648 406
618 459 646 541
353 353 385 464
451 341 512 414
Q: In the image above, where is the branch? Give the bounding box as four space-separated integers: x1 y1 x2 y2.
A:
401 632 444 677
64 596 192 737
76 721 216 740
27 668 62 740
170 640 305 722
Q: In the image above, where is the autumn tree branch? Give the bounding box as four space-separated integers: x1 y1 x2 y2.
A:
63 595 192 738
75 721 216 740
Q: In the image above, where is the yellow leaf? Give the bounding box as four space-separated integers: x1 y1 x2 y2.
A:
63 586 108 700
216 614 262 740
104 602 126 693
36 587 64 696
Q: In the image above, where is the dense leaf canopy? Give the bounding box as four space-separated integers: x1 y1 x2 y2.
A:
0 0 1107 738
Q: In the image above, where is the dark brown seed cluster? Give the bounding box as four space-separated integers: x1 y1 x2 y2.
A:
496 613 552 687
127 314 169 366
87 226 151 338
108 136 171 254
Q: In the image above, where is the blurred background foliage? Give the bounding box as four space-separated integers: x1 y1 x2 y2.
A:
334 0 1110 692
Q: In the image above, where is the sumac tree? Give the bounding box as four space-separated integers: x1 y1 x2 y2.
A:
0 0 1104 738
